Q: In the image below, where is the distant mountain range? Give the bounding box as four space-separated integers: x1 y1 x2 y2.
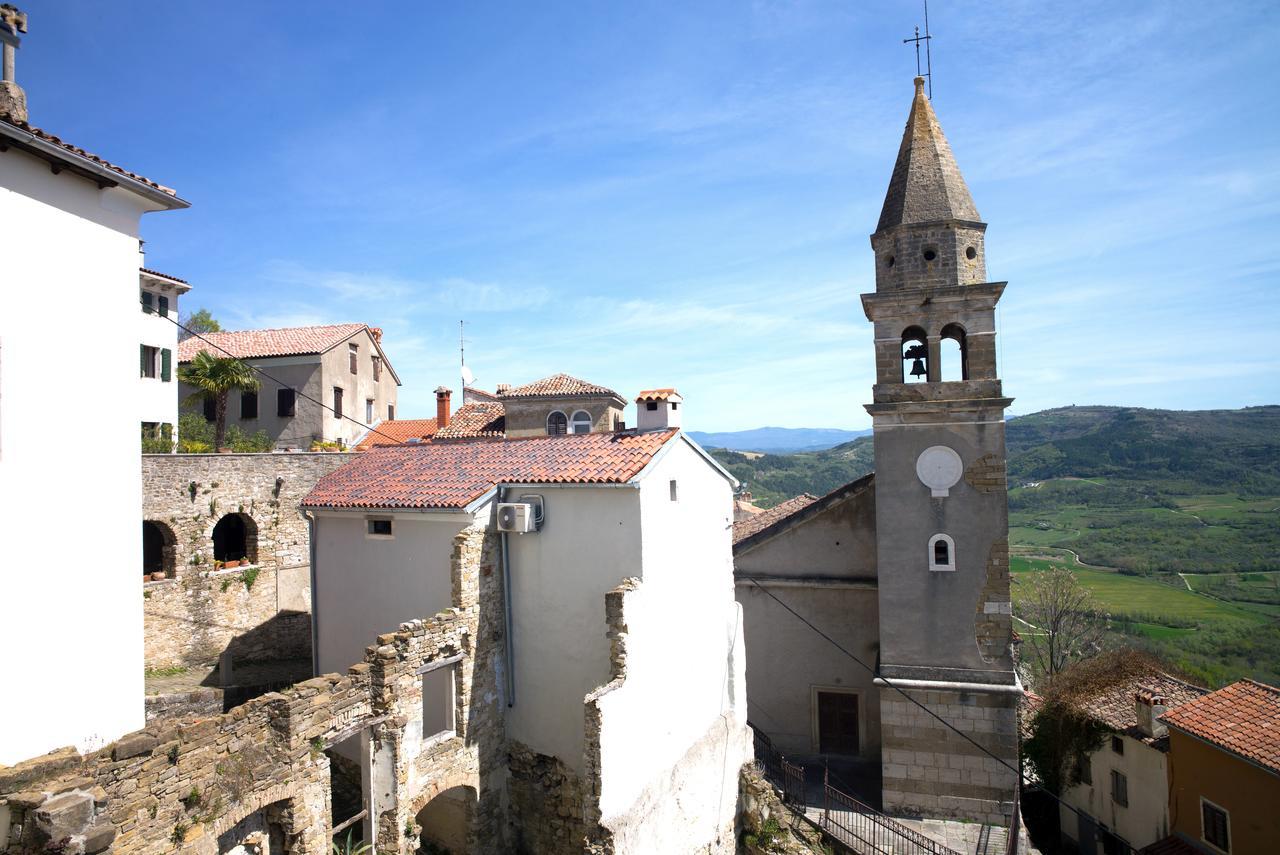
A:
687 426 871 453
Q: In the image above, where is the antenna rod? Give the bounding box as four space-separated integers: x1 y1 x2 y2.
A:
460 319 465 400
924 0 933 99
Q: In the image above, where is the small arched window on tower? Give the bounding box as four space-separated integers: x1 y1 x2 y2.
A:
902 326 928 383
928 534 956 572
547 411 568 435
570 410 592 434
939 323 968 381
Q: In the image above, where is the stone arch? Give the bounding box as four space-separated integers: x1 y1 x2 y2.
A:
901 325 928 384
939 322 968 381
212 512 259 564
414 782 478 854
142 520 177 578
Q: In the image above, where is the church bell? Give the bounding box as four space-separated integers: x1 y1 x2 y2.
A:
909 358 927 378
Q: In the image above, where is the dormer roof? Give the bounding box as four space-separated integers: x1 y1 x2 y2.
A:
876 77 981 234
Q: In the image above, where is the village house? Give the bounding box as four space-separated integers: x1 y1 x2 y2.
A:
138 266 190 449
0 4 190 765
733 75 1021 828
178 323 400 450
300 392 752 852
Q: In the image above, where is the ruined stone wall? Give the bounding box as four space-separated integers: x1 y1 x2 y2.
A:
140 453 353 671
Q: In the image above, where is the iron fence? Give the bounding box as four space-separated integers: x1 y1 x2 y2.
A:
821 768 963 855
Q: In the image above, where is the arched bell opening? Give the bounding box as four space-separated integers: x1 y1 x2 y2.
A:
939 323 968 381
901 326 928 384
212 513 258 565
142 520 177 579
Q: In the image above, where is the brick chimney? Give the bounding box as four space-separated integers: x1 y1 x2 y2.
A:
0 5 30 122
1135 688 1168 739
368 326 383 344
435 386 452 428
495 384 511 396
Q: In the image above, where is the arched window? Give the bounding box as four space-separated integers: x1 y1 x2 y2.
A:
570 410 592 434
928 534 956 572
546 411 568 435
902 326 928 384
142 520 177 579
940 323 968 381
212 513 258 565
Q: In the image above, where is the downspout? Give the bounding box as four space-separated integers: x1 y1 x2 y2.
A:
498 485 516 707
304 509 319 678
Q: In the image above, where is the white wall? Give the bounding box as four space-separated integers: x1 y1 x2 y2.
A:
1059 733 1171 851
312 511 471 676
594 438 749 824
0 145 170 764
504 485 643 770
137 277 180 433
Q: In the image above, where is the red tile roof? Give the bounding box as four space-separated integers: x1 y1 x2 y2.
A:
636 388 681 402
1161 679 1280 773
303 429 679 510
178 323 367 362
140 267 189 285
499 373 621 399
1072 673 1207 748
435 402 506 440
1 113 180 197
1140 835 1206 855
463 386 501 403
354 418 439 451
732 494 818 544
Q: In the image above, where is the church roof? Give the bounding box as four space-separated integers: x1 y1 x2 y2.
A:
876 77 981 233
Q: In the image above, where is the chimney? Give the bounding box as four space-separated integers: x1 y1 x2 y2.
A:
0 4 29 123
368 326 383 344
635 388 683 432
1135 688 1168 739
496 384 511 396
435 386 452 428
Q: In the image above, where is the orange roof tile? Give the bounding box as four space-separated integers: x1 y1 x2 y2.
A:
500 373 621 399
732 494 818 544
636 388 681 402
1161 679 1280 773
435 402 506 440
354 418 438 451
303 429 678 510
178 323 367 361
1070 673 1207 747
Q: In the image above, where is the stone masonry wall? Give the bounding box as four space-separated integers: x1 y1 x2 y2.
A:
141 453 354 671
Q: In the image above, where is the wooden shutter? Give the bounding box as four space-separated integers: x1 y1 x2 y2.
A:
141 291 154 313
160 348 172 382
158 295 169 317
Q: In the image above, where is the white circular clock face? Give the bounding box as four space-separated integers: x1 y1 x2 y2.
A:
916 446 963 496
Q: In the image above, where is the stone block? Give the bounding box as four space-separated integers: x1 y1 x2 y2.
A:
32 791 95 843
112 734 158 761
83 820 117 854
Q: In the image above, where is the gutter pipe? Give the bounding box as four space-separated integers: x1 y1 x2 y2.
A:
497 485 516 707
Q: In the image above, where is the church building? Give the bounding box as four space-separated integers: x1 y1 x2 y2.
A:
734 76 1020 826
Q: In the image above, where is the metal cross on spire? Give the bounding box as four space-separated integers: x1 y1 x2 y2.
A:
902 0 934 99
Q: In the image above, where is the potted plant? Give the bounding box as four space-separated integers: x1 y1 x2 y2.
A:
151 572 166 581
225 559 241 570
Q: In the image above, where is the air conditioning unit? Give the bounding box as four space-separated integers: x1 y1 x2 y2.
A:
497 502 537 534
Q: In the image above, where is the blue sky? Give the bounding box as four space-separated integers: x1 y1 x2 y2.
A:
24 1 1280 430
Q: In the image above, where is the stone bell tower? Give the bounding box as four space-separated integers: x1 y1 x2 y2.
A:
864 77 1019 824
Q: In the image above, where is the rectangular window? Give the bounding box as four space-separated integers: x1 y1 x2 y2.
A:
349 343 358 375
1110 769 1128 807
141 291 154 314
1111 735 1124 755
669 479 678 501
158 295 169 318
140 345 158 378
1202 799 1230 852
365 399 374 423
421 663 457 741
278 388 296 417
1075 752 1092 786
816 690 860 755
646 401 658 411
203 396 217 422
372 356 382 381
333 387 343 419
367 518 393 538
160 348 172 382
388 403 395 421
241 390 259 419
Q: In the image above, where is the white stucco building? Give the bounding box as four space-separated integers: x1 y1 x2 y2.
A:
0 55 189 762
137 266 189 448
303 416 753 852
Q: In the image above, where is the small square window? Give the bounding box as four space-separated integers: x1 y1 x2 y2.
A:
367 518 393 538
1111 735 1124 755
646 401 658 411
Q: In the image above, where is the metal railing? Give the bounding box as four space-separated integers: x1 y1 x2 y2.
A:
1003 785 1021 855
822 768 962 855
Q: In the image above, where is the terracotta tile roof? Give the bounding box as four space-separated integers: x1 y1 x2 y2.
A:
303 429 679 510
636 388 681 402
463 386 500 403
1140 835 1205 855
1071 673 1207 748
733 494 818 544
1 113 180 197
1161 679 1280 773
435 402 506 440
499 373 622 399
139 267 189 285
178 323 367 361
354 419 439 451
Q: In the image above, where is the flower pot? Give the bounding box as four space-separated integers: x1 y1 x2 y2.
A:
224 560 241 569
150 572 166 581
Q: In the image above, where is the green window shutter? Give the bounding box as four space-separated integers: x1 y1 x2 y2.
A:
141 291 154 314
161 348 172 382
159 296 170 318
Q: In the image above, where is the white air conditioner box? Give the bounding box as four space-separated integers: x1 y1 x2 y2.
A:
497 502 537 533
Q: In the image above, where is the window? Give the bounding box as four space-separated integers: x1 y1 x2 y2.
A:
333 387 343 419
1075 752 1092 786
388 403 395 421
241 390 258 420
366 399 374 424
570 410 592 434
671 402 678 410
1202 799 1230 852
367 518 393 538
928 534 956 571
421 662 457 741
277 388 296 417
349 343 358 375
203 396 216 422
160 348 172 382
669 479 678 502
547 411 567 435
940 323 968 381
372 356 382 381
140 345 158 378
1111 735 1124 755
141 291 154 314
646 401 658 411
902 326 928 383
1110 769 1128 807
158 295 169 318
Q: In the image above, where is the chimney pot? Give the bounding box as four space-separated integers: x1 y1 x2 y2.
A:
435 386 452 428
1134 688 1168 739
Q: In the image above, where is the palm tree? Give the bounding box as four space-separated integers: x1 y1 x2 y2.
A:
179 351 261 450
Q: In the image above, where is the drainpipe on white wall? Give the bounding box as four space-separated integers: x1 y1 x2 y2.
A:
303 509 319 678
497 485 516 707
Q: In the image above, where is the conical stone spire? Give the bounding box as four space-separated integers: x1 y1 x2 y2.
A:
876 77 980 234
